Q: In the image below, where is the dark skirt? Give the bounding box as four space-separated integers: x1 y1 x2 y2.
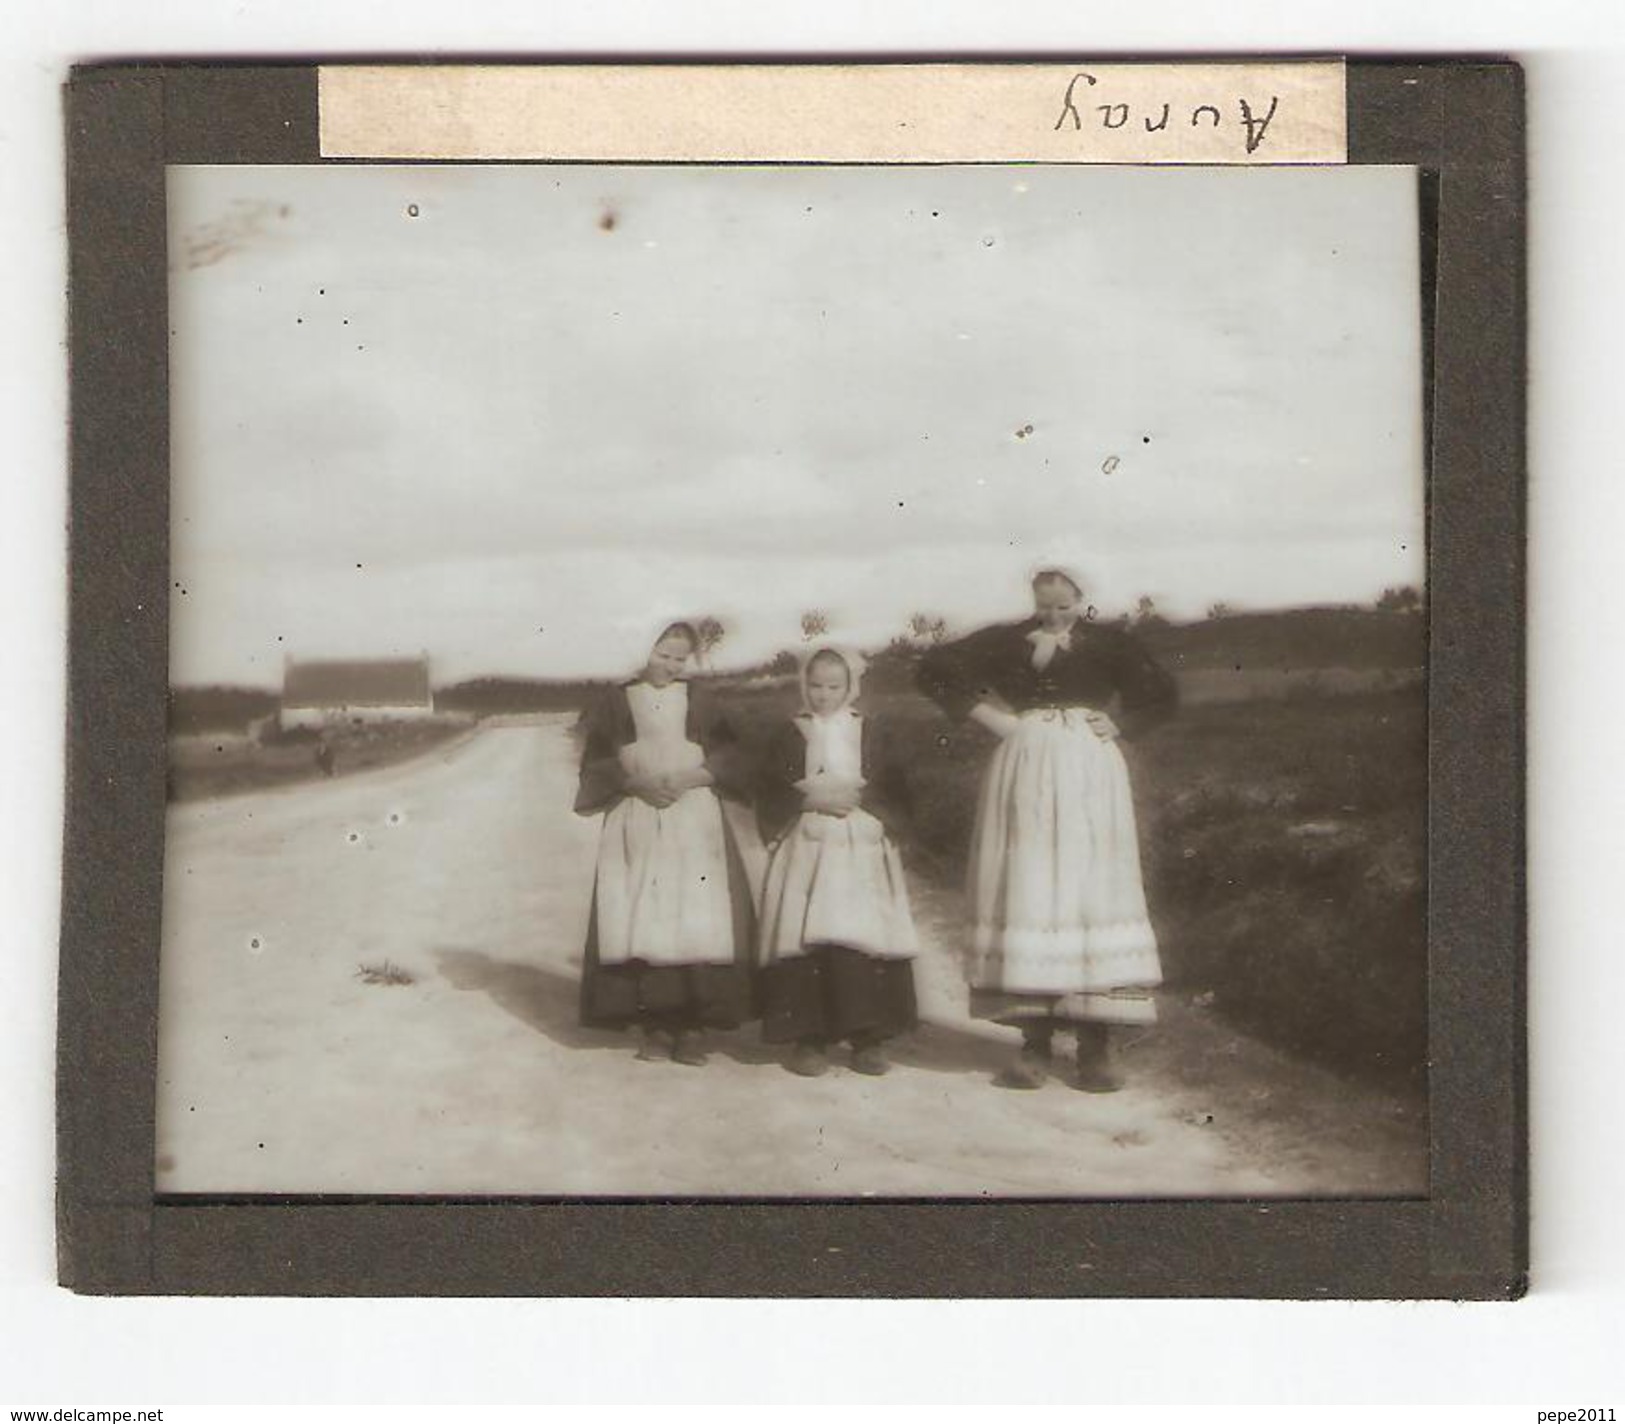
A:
758 943 918 1046
580 956 753 1031
577 817 757 1032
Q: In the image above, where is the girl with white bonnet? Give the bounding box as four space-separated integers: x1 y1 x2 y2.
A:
573 621 756 1065
754 645 921 1078
916 567 1177 1091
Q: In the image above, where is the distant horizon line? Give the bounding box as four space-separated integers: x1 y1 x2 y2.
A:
169 599 1424 693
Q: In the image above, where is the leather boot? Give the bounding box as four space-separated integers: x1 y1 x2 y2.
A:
993 1022 1054 1090
670 1029 710 1067
1073 1022 1123 1093
787 1038 831 1078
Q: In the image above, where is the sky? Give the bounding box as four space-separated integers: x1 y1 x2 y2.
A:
168 162 1425 687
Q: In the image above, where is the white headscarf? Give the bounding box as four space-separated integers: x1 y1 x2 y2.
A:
1027 562 1089 669
1027 560 1089 598
796 645 867 783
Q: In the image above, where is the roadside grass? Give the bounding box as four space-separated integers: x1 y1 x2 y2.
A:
166 719 468 803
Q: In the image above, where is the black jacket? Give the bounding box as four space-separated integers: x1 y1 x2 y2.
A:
573 680 746 816
916 617 1177 735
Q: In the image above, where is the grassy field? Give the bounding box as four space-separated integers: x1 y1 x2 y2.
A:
1132 689 1425 1090
167 719 470 803
721 672 1426 1092
1138 606 1424 673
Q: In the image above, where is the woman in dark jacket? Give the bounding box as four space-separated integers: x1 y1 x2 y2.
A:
916 570 1176 1091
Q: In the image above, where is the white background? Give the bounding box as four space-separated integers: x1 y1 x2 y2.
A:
3 1 1619 1408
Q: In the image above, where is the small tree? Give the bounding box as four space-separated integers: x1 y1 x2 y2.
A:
1376 585 1422 613
694 616 726 662
1207 601 1232 620
1132 595 1166 629
907 612 948 647
800 609 829 642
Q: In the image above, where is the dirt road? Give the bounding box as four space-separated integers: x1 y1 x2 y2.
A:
156 718 1425 1197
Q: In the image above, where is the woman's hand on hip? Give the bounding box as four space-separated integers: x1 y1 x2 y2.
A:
1084 710 1121 742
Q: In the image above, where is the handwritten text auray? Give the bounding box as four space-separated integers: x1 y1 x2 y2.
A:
1054 72 1282 155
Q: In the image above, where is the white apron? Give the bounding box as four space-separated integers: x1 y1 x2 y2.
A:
967 706 1162 1009
592 682 735 967
757 709 918 963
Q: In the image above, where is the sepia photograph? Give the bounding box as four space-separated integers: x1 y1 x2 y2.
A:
157 159 1429 1198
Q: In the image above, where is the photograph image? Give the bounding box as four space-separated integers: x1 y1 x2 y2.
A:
156 159 1429 1198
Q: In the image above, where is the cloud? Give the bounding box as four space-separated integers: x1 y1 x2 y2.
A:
174 197 295 271
168 163 1425 685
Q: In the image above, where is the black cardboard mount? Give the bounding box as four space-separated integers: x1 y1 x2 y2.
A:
58 58 1525 1297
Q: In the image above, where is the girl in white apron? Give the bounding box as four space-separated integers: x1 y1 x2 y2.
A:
575 622 755 1065
755 647 920 1078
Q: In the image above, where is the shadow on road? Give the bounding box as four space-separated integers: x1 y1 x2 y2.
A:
436 948 620 1054
434 947 1019 1080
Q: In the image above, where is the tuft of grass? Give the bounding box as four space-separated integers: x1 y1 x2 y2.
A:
355 960 416 987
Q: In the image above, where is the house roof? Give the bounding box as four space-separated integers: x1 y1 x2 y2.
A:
283 657 432 709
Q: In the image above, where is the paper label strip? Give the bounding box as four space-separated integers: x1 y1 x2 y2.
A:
319 62 1348 165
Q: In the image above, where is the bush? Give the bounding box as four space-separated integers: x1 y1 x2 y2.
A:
1136 691 1427 1087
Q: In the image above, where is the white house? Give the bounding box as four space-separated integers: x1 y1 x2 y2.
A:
279 656 435 730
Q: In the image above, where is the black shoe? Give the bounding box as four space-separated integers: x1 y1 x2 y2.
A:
670 1031 709 1067
635 1026 671 1062
786 1040 831 1077
992 1046 1049 1090
850 1042 892 1076
993 1022 1055 1089
1073 1024 1124 1093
